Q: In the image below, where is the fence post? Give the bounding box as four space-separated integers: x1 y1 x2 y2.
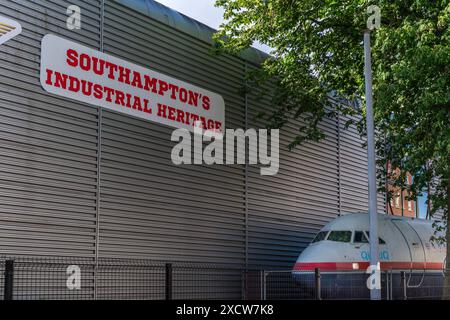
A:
165 263 172 300
4 260 14 300
389 270 393 300
385 271 390 300
315 268 321 300
241 270 247 300
400 271 407 300
263 271 268 300
259 270 264 300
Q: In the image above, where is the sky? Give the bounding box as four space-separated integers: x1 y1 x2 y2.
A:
417 193 428 219
154 0 271 53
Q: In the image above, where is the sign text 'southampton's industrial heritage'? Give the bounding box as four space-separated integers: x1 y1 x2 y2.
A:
40 34 225 133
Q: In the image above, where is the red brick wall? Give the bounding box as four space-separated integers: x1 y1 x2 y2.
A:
387 168 416 217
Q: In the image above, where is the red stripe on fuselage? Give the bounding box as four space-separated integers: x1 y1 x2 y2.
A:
293 261 444 271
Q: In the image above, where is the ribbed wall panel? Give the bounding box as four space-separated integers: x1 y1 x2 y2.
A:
338 114 386 214
245 81 340 268
98 0 246 266
0 0 101 257
0 0 384 271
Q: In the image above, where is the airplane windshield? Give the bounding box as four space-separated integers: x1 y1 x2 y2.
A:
354 231 369 243
327 231 352 243
312 231 328 243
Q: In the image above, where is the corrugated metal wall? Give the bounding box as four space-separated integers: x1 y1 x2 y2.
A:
0 0 101 258
0 0 385 271
99 0 246 266
338 114 386 215
245 78 341 268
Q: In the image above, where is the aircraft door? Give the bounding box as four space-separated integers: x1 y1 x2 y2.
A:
391 219 426 287
391 219 426 267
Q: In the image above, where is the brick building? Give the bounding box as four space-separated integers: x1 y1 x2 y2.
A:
387 165 416 217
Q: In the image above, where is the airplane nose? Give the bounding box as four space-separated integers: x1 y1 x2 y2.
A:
293 244 339 270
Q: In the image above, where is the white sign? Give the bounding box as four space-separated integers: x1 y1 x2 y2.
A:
40 34 225 133
0 15 22 45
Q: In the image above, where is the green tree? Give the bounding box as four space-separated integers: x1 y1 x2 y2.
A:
214 0 450 296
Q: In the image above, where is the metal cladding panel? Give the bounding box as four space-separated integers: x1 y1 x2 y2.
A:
0 0 101 257
0 0 385 271
245 82 340 269
338 114 386 214
98 0 246 266
113 0 270 65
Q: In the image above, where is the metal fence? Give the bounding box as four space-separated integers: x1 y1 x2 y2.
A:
1 257 449 300
258 270 373 300
0 257 246 300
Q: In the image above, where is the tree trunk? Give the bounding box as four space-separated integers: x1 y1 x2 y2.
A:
443 180 450 299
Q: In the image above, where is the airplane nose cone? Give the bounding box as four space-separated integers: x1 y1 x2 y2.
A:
293 243 341 271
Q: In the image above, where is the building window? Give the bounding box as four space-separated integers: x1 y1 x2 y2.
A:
408 200 413 211
395 192 401 208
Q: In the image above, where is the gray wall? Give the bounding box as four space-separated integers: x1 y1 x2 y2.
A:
0 0 385 269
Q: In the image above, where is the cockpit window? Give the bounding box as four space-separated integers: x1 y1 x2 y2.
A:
365 231 386 244
312 231 328 243
354 231 369 243
327 231 352 243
